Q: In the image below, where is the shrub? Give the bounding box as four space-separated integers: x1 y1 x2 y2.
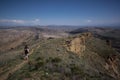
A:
35 57 43 61
35 61 44 70
51 57 62 63
70 65 84 75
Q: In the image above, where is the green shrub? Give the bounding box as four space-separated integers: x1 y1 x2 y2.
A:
51 57 62 63
70 65 84 75
24 72 31 78
35 57 43 61
35 61 44 69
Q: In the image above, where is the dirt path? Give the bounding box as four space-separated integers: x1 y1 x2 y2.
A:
0 45 40 80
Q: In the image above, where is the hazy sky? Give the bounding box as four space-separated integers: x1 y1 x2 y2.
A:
0 0 120 26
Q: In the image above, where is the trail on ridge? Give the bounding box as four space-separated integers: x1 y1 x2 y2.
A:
0 45 40 80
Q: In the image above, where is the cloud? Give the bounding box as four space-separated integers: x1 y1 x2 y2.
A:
86 20 92 23
0 19 40 25
0 19 25 24
34 19 40 22
32 19 40 25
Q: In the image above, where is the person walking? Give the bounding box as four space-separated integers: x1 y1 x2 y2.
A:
24 45 29 60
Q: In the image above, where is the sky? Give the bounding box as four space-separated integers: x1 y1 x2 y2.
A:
0 0 120 26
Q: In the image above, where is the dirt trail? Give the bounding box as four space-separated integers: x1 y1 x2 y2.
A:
0 45 40 80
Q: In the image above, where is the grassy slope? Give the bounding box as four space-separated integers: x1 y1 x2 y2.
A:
7 36 118 80
0 34 40 78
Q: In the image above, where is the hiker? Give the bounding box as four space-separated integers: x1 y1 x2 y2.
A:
106 40 112 47
24 45 29 60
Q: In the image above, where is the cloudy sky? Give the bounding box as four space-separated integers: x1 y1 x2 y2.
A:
0 0 120 26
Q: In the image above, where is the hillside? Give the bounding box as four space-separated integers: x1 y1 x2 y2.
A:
0 27 68 80
69 27 120 53
0 30 119 80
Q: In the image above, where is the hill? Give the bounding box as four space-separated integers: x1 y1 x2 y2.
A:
69 27 120 53
0 27 120 80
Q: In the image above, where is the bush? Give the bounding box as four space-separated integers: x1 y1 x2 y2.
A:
70 65 84 75
35 61 44 70
51 57 62 63
35 57 43 61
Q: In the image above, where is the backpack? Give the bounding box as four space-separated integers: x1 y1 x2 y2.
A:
25 48 29 53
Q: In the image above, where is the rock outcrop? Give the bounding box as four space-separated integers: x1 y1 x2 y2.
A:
105 54 120 79
64 32 92 55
